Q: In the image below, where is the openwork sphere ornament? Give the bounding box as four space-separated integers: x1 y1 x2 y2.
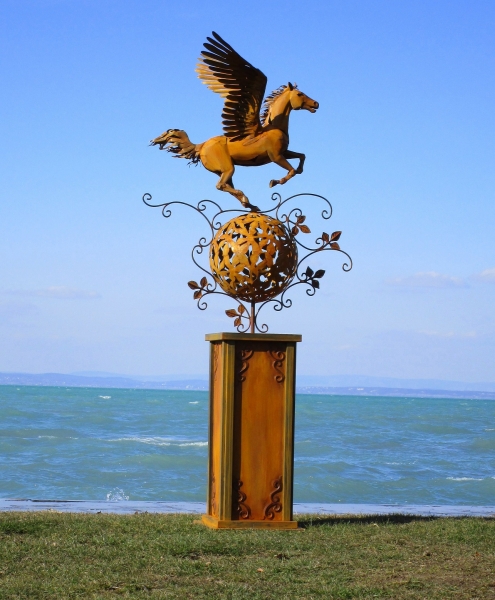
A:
143 191 353 333
209 213 298 303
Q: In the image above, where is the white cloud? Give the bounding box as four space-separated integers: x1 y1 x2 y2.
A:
386 271 466 289
472 268 495 283
6 287 101 299
418 330 477 339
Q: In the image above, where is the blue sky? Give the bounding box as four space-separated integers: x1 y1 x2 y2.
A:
1 0 494 381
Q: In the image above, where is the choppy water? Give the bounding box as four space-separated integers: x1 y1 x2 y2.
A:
1 386 494 505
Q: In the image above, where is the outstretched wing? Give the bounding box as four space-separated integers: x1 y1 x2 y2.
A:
196 32 267 141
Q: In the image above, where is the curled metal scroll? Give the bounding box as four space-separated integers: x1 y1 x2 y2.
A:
143 191 353 333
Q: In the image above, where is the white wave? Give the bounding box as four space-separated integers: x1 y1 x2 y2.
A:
108 436 207 447
106 487 129 502
38 435 56 439
189 401 199 404
447 477 483 481
178 442 208 447
99 396 111 399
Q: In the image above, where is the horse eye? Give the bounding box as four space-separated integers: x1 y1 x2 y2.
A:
297 92 303 97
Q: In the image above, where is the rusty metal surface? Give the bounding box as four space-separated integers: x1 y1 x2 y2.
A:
209 213 298 303
150 32 318 209
143 192 352 333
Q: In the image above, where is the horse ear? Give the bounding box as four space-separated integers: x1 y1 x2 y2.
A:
287 82 294 91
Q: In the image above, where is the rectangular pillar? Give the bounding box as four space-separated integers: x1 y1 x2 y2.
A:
202 332 301 529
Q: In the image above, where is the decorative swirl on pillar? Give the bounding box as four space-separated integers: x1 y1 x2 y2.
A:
210 474 217 515
263 477 283 520
237 349 254 382
268 350 286 383
233 479 251 519
213 343 220 381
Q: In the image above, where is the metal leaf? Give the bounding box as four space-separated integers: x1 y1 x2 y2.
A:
321 232 330 242
234 317 242 327
330 231 342 241
188 281 200 290
225 309 238 318
200 276 208 288
237 304 246 315
193 290 202 300
291 225 299 235
299 224 311 234
330 242 341 250
314 269 325 279
312 280 320 289
297 215 306 224
305 266 314 278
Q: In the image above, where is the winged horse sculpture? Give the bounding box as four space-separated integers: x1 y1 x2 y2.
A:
150 32 319 209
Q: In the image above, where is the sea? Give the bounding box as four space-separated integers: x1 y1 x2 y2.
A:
1 385 494 509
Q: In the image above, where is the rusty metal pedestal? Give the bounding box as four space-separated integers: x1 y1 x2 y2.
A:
202 332 301 529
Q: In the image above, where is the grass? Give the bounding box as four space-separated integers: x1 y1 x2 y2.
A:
0 512 494 599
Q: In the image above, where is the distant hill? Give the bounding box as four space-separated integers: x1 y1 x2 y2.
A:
1 371 495 399
0 372 208 391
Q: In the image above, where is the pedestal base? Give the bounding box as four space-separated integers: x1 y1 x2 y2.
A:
201 514 299 530
203 333 301 530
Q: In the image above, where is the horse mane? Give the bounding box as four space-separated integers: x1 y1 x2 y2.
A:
260 83 298 126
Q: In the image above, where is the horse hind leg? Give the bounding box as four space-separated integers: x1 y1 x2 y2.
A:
217 170 258 210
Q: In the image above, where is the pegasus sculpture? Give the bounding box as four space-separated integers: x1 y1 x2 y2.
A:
150 32 319 209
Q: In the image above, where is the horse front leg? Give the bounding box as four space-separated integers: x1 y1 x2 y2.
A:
284 150 306 174
268 154 298 188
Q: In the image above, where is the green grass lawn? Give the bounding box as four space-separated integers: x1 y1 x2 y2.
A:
0 512 494 599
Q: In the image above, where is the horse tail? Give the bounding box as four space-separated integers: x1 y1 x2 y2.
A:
150 129 203 165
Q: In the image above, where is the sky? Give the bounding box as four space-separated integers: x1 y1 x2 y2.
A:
0 0 494 382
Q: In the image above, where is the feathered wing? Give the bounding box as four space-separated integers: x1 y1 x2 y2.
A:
196 32 267 141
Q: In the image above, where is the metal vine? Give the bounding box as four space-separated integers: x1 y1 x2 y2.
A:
143 191 353 333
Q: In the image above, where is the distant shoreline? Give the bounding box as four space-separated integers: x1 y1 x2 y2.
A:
1 499 494 517
1 372 495 400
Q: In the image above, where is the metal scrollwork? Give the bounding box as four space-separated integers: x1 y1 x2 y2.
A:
263 477 283 520
268 350 286 383
143 191 352 333
233 479 251 519
237 349 254 382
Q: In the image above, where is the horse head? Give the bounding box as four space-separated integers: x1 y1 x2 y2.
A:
287 82 319 113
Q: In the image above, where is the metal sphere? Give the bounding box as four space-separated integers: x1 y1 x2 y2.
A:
209 213 298 303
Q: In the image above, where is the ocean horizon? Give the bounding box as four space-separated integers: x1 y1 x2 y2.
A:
1 385 494 509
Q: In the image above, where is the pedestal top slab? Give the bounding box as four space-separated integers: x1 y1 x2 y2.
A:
205 332 302 342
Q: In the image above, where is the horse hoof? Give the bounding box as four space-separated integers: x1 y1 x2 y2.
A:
269 180 278 188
